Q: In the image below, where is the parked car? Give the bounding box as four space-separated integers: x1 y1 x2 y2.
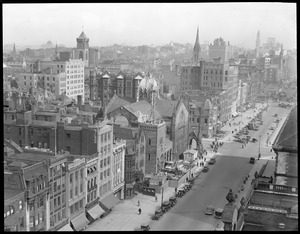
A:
249 157 255 164
140 224 150 231
214 208 224 219
209 158 216 165
202 166 209 172
205 205 215 215
269 126 274 130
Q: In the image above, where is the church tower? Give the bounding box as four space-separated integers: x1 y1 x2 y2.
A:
255 30 261 58
192 26 201 64
76 31 89 66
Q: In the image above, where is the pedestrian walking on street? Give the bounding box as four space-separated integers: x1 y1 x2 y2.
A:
155 195 158 202
138 208 141 215
137 200 140 206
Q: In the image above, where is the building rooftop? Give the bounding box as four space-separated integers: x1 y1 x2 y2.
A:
155 99 178 118
273 106 297 149
106 93 132 115
114 125 138 140
4 189 24 201
30 120 56 128
78 31 88 39
124 100 161 119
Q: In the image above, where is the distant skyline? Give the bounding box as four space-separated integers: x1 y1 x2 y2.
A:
3 3 297 50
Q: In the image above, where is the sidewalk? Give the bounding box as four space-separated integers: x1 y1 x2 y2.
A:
85 185 176 231
234 158 267 210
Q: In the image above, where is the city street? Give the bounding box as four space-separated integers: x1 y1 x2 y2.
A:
149 101 292 231
149 156 257 230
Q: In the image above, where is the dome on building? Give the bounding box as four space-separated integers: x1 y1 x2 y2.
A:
204 99 212 110
78 31 88 39
138 75 158 91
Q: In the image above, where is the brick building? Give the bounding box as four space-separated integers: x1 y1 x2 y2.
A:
89 70 143 107
5 159 49 231
4 170 27 231
112 139 126 199
66 157 89 231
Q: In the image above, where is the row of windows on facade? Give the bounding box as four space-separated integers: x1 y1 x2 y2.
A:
50 208 66 227
182 69 229 75
70 198 84 215
29 64 83 70
87 190 97 204
4 201 23 218
99 180 111 197
203 76 228 81
29 213 44 228
66 89 84 96
69 183 84 199
67 85 84 90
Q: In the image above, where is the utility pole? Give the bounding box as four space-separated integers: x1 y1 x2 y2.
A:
258 135 261 160
161 187 164 207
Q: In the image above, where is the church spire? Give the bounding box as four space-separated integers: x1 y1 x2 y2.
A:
192 26 201 64
12 43 16 56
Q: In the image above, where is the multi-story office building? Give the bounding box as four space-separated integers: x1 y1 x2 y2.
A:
26 59 85 102
7 159 49 231
48 154 69 231
16 72 67 97
112 139 126 199
180 65 203 91
84 153 103 223
4 169 27 231
209 37 233 63
66 157 89 231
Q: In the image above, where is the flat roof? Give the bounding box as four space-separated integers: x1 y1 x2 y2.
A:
30 120 56 127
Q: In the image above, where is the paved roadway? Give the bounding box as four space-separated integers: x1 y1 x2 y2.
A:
149 156 253 230
149 101 292 230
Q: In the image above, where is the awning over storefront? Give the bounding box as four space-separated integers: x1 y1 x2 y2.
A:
58 223 73 231
71 212 90 231
99 193 120 211
87 205 105 220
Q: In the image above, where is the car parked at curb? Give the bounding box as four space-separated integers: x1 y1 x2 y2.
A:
202 166 209 172
209 158 216 165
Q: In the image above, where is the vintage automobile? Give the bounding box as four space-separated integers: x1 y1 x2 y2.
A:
175 188 185 197
251 138 258 143
208 158 216 165
249 157 255 164
140 224 150 231
202 166 209 172
205 205 215 215
169 196 177 206
152 209 163 220
162 201 172 213
214 208 224 219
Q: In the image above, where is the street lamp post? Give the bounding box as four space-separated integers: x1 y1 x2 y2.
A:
258 135 261 160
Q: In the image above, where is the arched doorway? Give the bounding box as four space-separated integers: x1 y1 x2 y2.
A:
187 131 203 159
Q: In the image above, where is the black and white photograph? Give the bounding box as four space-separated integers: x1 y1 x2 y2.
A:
3 2 297 231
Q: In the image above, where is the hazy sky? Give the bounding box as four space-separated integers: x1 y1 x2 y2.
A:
3 3 297 49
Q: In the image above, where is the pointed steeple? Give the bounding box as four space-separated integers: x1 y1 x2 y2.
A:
280 44 284 57
195 26 199 46
12 43 16 56
54 42 59 61
255 30 261 58
192 26 201 64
